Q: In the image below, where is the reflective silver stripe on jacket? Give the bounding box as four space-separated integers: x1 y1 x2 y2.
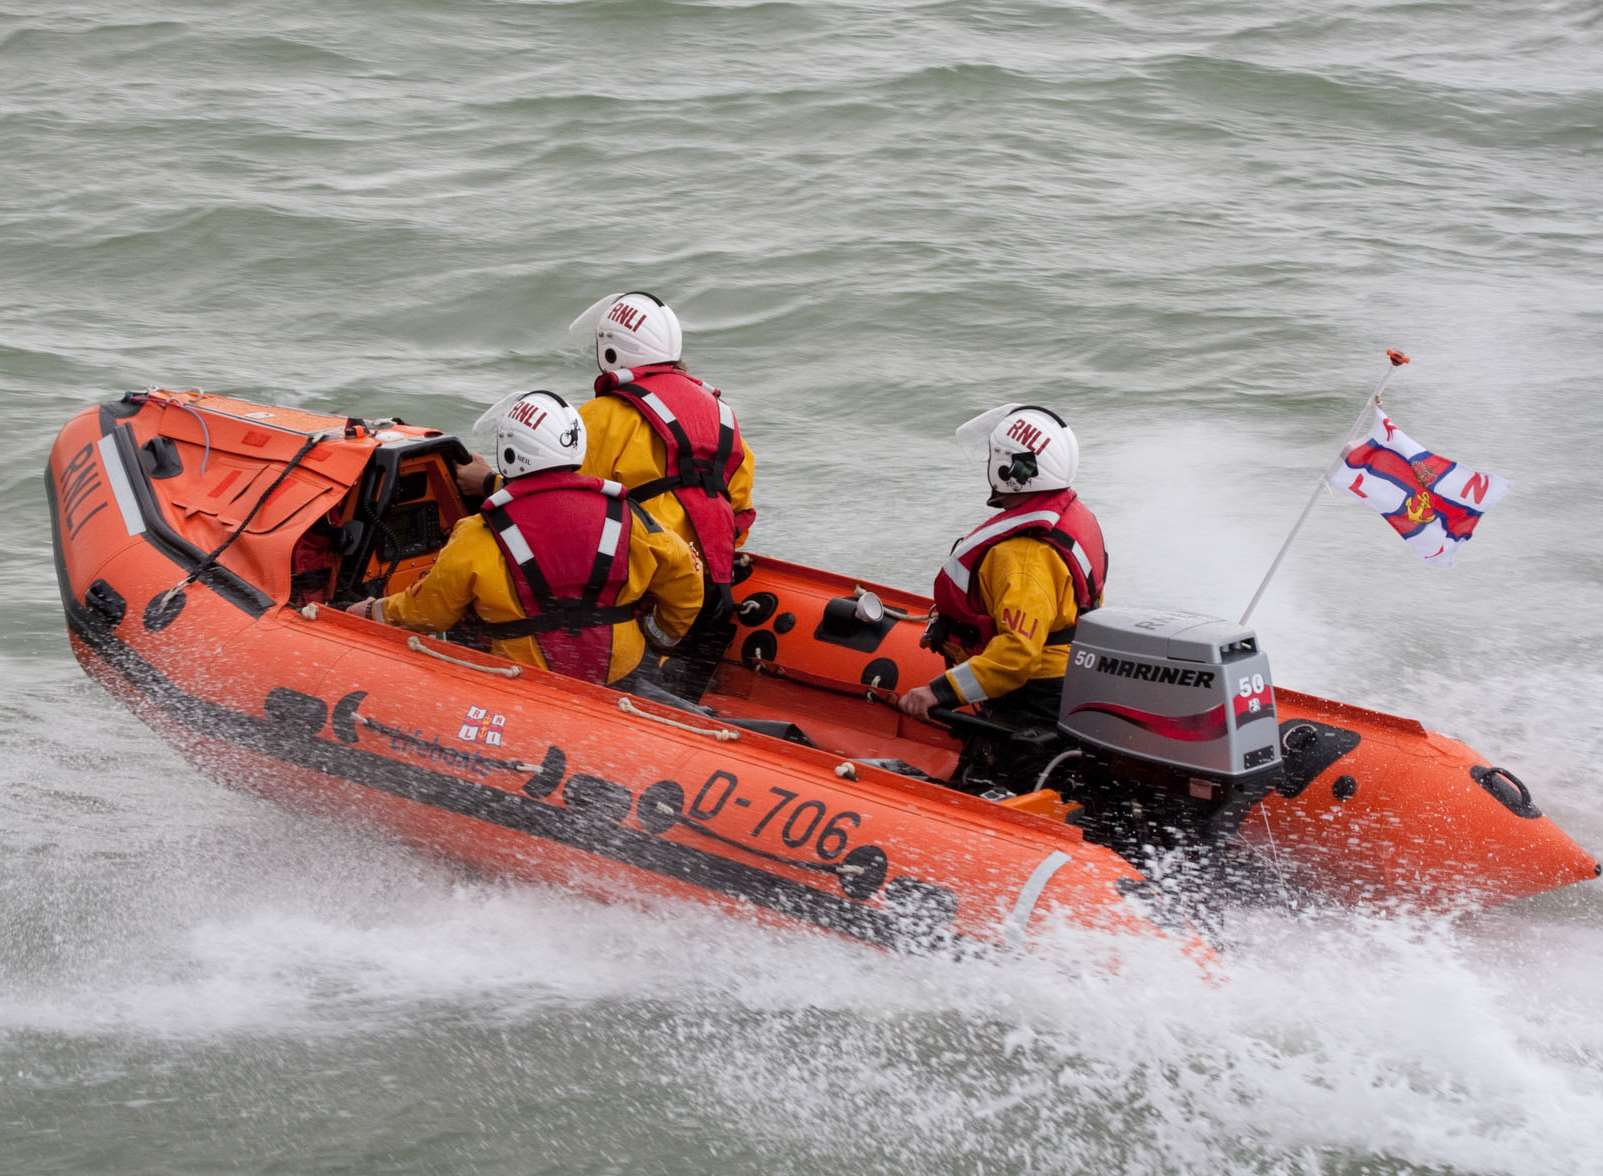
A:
948 660 989 704
642 612 677 648
1069 542 1094 585
942 509 1063 593
497 522 535 565
640 392 677 424
598 515 624 560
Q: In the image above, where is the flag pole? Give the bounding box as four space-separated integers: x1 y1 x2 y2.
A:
1238 349 1411 625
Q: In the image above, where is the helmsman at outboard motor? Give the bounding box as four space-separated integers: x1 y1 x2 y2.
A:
899 404 1108 787
352 391 704 688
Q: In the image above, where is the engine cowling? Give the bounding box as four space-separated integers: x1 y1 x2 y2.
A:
1059 607 1281 793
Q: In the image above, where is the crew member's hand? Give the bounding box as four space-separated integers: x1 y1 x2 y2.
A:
454 454 495 499
898 685 939 720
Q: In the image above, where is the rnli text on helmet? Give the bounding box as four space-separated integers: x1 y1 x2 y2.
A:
607 301 649 333
507 400 549 431
1005 416 1053 455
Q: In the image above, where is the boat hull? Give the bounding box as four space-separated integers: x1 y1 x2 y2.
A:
45 389 1597 948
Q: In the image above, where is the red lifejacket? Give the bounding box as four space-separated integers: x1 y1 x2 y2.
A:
480 470 635 684
593 363 747 586
930 489 1108 658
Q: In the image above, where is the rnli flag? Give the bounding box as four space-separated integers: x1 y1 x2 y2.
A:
1327 406 1510 567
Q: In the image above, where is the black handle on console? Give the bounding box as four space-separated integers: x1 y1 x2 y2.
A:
928 707 1018 738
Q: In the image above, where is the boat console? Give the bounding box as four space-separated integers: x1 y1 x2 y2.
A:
293 435 474 606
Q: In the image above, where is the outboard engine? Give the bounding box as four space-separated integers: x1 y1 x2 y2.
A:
1054 607 1282 856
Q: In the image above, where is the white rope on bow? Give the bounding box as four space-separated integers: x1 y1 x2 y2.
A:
406 635 522 677
617 696 740 742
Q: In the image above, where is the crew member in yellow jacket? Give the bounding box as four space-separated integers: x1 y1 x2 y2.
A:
575 391 757 563
455 392 756 558
350 391 703 688
900 404 1108 743
456 291 756 701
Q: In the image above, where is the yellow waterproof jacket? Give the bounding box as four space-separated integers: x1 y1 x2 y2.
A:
929 536 1086 708
378 509 704 685
578 395 756 558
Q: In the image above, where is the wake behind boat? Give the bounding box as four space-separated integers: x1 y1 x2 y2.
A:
45 389 1599 955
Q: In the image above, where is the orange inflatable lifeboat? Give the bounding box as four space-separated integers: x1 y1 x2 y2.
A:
45 390 1597 955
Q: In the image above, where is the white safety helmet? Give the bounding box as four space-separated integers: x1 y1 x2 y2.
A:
955 402 1079 497
569 290 683 373
481 390 586 479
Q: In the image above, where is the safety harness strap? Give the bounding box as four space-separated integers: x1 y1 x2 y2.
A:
486 504 556 605
1044 532 1104 608
486 501 630 636
618 382 733 502
708 397 736 499
625 464 731 502
580 495 627 614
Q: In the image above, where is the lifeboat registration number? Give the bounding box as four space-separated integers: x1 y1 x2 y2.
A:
690 772 863 861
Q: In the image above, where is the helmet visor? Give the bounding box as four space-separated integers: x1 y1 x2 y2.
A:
953 403 1024 453
566 291 624 353
471 389 531 453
